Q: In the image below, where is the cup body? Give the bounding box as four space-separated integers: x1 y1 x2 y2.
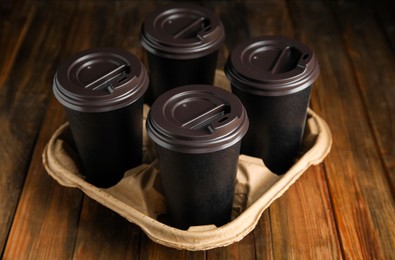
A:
232 85 311 173
225 36 320 174
145 50 218 104
146 85 248 229
53 48 149 187
64 99 143 187
140 4 225 104
156 142 241 230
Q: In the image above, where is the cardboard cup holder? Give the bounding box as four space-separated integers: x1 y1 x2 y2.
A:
43 70 332 251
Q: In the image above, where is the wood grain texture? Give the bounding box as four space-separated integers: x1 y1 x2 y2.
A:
1 1 394 258
0 0 36 249
335 0 395 192
207 233 256 260
0 1 75 254
0 0 35 89
245 0 293 37
270 167 342 259
370 0 395 51
3 1 156 258
253 208 274 259
202 0 250 70
288 0 395 258
3 98 83 259
333 0 395 255
72 197 141 259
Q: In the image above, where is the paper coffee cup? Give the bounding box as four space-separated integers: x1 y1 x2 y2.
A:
140 4 225 104
225 36 320 174
146 84 248 229
53 48 149 187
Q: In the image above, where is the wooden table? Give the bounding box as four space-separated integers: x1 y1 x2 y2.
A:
1 1 394 259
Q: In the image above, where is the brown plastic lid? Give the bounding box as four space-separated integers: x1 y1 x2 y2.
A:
140 4 225 59
225 36 320 96
146 85 249 153
53 47 149 112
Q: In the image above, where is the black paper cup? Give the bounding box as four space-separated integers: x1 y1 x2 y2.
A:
225 36 320 174
53 48 149 188
146 85 249 230
140 4 225 104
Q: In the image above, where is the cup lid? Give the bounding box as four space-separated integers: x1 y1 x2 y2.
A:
225 36 320 96
53 47 149 112
140 4 225 59
146 85 249 154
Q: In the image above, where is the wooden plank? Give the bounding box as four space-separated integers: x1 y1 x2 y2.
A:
3 3 102 256
72 197 141 259
3 97 83 259
245 0 294 37
2 1 123 258
0 0 36 251
369 0 395 50
0 0 35 89
253 208 274 259
332 0 395 255
206 233 256 260
242 1 342 258
336 0 395 191
288 0 395 258
270 167 342 259
202 0 251 69
0 1 77 255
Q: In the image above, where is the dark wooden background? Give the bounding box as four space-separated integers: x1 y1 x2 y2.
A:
1 0 394 259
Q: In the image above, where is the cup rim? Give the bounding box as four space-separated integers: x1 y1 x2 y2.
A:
140 4 225 60
225 36 320 96
53 47 149 113
146 84 249 154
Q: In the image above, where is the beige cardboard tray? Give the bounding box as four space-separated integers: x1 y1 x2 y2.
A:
42 71 332 251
